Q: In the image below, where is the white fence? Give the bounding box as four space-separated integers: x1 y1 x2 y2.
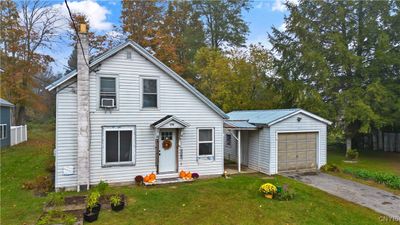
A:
11 125 28 146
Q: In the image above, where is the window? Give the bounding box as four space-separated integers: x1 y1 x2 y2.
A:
0 124 7 140
103 127 135 165
226 134 231 146
142 78 158 108
100 77 116 108
198 128 214 156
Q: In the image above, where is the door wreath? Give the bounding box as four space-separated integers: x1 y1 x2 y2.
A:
162 138 172 150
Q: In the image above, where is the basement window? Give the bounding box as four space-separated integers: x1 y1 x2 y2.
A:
103 126 135 166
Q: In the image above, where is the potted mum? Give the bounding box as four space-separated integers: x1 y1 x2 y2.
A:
110 194 125 212
83 191 101 222
259 183 277 199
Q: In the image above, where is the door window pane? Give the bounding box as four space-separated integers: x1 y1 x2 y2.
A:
106 131 118 162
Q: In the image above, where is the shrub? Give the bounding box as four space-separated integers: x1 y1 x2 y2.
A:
320 164 340 173
345 149 359 160
22 175 53 195
110 194 122 206
47 192 65 207
343 168 400 190
135 175 144 185
96 180 109 195
191 173 199 179
86 191 100 212
276 184 295 201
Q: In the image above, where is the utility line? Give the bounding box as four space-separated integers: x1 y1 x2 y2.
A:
64 0 90 68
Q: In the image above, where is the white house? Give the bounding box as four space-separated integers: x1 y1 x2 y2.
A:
46 25 227 191
224 109 332 174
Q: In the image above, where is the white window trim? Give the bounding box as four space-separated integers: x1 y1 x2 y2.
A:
140 76 160 110
0 124 7 140
97 74 119 110
197 128 215 157
102 126 136 167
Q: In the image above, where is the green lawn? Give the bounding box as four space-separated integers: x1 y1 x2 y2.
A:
328 147 400 175
327 147 400 195
1 124 397 225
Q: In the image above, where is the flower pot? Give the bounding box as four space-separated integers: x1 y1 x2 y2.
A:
90 203 101 214
111 201 125 212
264 194 273 199
83 211 99 223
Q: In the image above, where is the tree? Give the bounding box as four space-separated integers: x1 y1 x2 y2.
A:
194 0 251 49
193 45 276 112
1 0 60 124
121 0 162 50
66 13 121 71
269 0 400 150
154 0 205 83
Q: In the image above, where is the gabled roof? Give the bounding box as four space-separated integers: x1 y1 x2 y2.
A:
46 41 228 119
151 115 189 128
0 98 14 107
227 109 332 126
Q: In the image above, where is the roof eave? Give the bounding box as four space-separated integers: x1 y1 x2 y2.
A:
267 109 332 126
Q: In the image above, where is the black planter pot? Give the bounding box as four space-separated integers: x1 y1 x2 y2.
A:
90 203 101 214
83 211 99 223
111 201 125 212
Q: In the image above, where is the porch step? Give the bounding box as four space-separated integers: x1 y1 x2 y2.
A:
156 173 179 179
144 177 193 186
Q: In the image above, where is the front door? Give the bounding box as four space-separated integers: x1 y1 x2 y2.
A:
158 129 177 173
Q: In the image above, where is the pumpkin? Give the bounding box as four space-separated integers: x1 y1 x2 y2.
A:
149 172 156 181
185 172 192 179
179 170 186 178
144 175 150 183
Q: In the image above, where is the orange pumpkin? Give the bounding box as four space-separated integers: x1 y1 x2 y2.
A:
185 172 192 179
179 170 186 178
144 175 150 182
149 172 156 181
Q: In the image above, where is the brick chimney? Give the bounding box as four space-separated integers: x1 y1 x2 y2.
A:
77 23 90 191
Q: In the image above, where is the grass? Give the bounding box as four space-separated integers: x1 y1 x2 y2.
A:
1 124 397 225
327 147 400 195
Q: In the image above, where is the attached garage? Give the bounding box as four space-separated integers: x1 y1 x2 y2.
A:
224 109 332 175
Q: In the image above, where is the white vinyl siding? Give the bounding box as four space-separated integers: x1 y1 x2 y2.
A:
269 113 327 174
55 80 78 188
54 47 224 189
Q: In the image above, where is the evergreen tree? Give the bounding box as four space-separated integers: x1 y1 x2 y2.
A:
269 0 400 150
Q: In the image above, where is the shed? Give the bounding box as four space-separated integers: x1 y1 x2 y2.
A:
224 109 332 174
0 98 14 148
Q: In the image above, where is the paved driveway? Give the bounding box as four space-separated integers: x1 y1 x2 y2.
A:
284 172 400 219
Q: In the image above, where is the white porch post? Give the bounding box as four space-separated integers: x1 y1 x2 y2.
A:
238 130 241 173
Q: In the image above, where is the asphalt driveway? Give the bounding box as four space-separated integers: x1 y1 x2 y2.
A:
284 172 400 219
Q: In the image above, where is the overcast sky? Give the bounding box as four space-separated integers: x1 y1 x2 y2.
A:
46 0 291 74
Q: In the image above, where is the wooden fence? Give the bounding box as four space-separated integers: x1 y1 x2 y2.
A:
356 131 400 152
10 125 28 146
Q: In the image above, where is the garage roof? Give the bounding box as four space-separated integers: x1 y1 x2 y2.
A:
227 109 332 126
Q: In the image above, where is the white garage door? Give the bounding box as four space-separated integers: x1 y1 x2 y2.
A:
278 132 317 172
